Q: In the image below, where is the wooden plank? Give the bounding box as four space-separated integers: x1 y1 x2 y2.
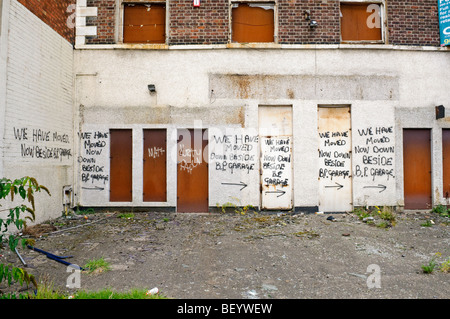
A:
177 129 209 212
143 129 167 202
403 129 432 209
110 129 132 202
232 3 274 43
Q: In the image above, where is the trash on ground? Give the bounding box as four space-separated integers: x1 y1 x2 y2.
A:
146 287 159 295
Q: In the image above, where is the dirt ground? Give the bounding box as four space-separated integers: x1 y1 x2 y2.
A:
1 209 449 299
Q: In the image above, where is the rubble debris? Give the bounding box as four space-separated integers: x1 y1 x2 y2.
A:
23 224 57 238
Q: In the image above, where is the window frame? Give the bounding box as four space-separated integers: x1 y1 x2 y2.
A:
117 0 168 45
229 0 278 44
339 0 387 44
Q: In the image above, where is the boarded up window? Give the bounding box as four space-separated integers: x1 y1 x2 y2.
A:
110 129 133 202
143 129 167 202
123 3 166 44
232 3 274 43
340 2 382 42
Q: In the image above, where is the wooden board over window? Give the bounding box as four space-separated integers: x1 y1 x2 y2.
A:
340 2 382 42
123 3 166 43
232 3 274 43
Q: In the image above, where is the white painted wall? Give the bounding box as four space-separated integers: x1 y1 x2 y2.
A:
1 0 74 223
74 47 450 211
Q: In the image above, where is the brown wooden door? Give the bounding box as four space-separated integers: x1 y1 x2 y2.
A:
177 129 208 212
403 129 431 209
442 129 450 199
110 129 133 202
143 129 166 202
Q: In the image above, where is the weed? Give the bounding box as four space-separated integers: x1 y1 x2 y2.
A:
118 213 134 219
69 288 166 299
378 206 396 223
235 205 258 215
33 276 65 299
353 207 371 220
421 253 441 274
74 207 95 216
431 204 449 217
292 230 320 239
217 202 237 214
83 257 111 274
421 220 433 227
376 221 390 229
440 257 450 273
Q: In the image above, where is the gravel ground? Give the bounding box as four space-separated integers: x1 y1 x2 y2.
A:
1 209 449 299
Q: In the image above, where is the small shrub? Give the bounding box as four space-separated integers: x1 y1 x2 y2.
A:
421 253 441 274
431 205 449 217
439 257 450 273
118 213 134 219
83 257 111 274
421 220 433 227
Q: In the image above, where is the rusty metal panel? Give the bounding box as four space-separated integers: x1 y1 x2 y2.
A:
443 129 450 199
110 129 132 202
403 129 432 209
232 3 274 43
259 106 293 210
143 129 166 202
340 3 382 42
318 106 352 212
123 3 166 44
177 129 209 213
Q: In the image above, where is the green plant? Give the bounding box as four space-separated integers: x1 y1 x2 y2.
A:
68 288 166 299
376 221 389 229
431 204 449 217
32 276 65 299
217 202 237 214
29 278 167 299
0 177 50 296
117 213 134 219
440 257 450 273
421 220 433 227
421 253 440 274
83 257 111 274
74 206 95 216
235 204 257 215
353 207 371 220
378 206 396 223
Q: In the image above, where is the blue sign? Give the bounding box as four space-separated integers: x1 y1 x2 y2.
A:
439 0 450 46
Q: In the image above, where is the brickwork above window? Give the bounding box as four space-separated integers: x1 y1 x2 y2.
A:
387 0 440 46
169 0 229 45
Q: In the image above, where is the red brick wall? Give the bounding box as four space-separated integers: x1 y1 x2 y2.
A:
169 0 229 45
83 0 441 47
387 0 440 46
17 0 75 44
278 0 340 44
86 0 116 44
